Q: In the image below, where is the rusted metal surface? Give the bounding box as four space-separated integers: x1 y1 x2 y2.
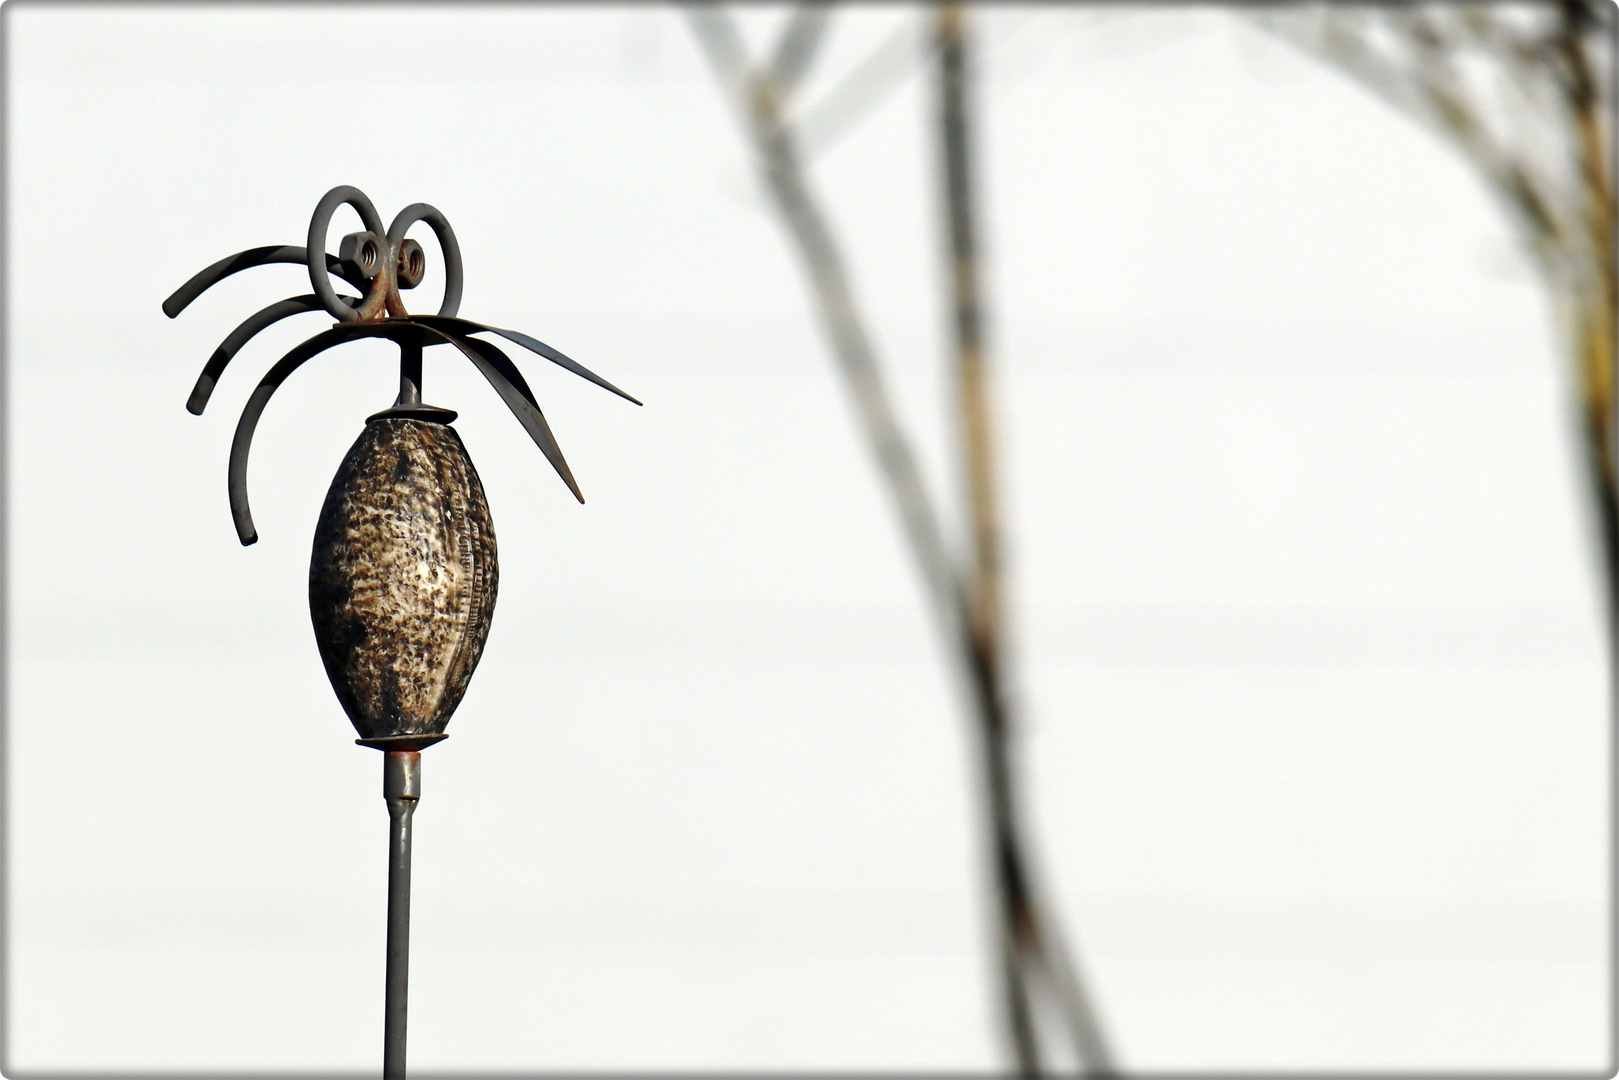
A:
410 314 641 405
310 416 498 742
222 319 598 544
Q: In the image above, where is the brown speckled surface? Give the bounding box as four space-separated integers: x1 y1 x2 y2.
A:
309 418 498 740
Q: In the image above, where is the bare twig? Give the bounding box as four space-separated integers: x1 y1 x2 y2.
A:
1259 14 1617 1020
1256 10 1565 260
938 1 999 660
935 6 1110 1072
768 3 832 103
688 6 963 626
688 4 1113 1073
793 17 931 160
935 8 1037 1067
1253 3 1614 605
790 8 1052 162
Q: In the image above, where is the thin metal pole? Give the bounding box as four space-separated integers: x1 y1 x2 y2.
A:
383 751 420 1080
398 336 424 406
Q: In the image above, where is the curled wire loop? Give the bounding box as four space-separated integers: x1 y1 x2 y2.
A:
388 204 463 319
307 186 388 321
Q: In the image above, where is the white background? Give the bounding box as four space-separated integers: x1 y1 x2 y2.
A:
4 3 1609 1073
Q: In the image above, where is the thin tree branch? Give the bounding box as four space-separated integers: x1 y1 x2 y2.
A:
1254 4 1612 499
768 3 832 104
1253 10 1569 275
795 17 939 161
938 1 999 658
788 9 1053 162
937 8 1033 1068
688 5 966 634
689 6 1114 1073
1254 3 1619 821
1556 0 1618 529
1029 910 1116 1073
935 11 1113 1070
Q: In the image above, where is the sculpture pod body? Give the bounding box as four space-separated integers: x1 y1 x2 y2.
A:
309 411 499 745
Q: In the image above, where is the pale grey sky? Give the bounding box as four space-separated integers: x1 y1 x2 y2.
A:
5 4 1606 1072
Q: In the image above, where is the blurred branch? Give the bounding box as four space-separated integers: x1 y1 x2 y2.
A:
935 7 1113 1071
791 6 1067 159
767 3 831 102
1253 3 1616 615
1256 8 1562 256
939 1 998 660
935 3 1034 1066
795 17 936 159
687 5 963 627
688 4 1112 1073
688 4 749 97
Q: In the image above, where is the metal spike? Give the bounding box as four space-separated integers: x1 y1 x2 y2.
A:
410 315 641 406
421 327 585 503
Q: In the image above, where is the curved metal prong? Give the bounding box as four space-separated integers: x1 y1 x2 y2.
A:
308 187 389 322
164 245 365 319
228 323 409 545
418 326 585 503
188 293 361 415
409 315 641 406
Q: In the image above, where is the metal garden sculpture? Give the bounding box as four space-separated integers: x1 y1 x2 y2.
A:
164 185 638 1078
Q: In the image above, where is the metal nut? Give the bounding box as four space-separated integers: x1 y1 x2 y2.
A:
338 230 387 280
396 238 426 289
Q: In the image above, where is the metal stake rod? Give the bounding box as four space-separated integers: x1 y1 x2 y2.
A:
398 336 423 407
383 751 421 1080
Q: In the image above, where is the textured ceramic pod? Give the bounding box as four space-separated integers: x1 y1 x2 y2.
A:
309 408 499 747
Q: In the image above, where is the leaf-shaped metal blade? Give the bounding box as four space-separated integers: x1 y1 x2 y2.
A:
188 293 360 415
410 315 641 406
419 326 585 503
